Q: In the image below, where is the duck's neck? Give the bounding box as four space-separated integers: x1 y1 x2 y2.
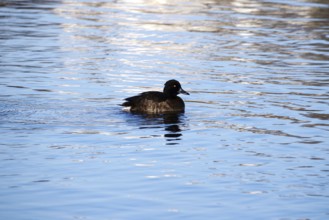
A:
163 88 178 98
164 91 177 99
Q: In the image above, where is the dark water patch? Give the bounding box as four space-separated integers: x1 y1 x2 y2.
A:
303 113 329 120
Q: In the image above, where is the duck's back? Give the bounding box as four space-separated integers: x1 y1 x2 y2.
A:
122 91 185 114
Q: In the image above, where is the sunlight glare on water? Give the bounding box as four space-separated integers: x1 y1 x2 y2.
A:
0 0 328 219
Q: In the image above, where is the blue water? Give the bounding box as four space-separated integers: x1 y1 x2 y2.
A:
1 0 328 219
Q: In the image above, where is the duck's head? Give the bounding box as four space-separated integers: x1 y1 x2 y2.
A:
163 79 189 97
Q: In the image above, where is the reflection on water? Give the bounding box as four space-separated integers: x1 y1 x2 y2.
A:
1 0 329 219
125 113 185 145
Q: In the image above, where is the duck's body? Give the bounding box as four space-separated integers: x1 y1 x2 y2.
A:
122 80 189 114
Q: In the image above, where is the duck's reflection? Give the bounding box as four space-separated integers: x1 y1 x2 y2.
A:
127 112 185 145
163 114 183 145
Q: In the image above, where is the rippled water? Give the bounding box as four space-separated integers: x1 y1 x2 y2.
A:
1 0 329 219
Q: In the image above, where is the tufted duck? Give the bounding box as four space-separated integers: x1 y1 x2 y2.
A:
122 79 189 114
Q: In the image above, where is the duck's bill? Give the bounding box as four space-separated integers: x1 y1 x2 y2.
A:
179 88 190 95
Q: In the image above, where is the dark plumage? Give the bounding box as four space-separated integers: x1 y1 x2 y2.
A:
122 79 189 114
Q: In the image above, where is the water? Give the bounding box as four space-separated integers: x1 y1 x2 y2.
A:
1 0 328 219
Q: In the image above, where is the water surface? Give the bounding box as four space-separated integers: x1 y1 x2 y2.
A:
1 0 329 219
